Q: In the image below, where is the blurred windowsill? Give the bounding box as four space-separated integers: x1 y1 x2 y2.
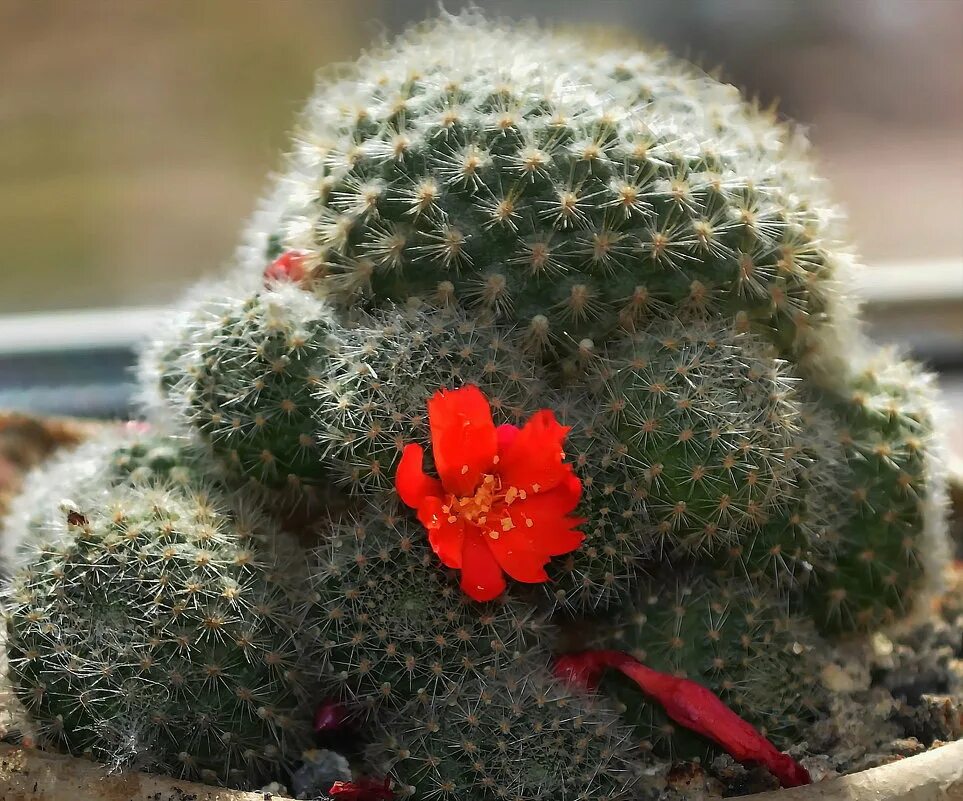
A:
0 305 168 356
850 259 963 304
0 258 961 421
0 259 960 356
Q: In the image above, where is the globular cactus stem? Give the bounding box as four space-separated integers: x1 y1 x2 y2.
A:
2 479 315 789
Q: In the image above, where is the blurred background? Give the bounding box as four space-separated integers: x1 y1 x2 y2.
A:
0 1 961 442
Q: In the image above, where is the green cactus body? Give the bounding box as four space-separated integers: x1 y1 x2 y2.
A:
162 282 336 505
598 573 825 761
596 323 813 557
306 505 553 714
371 668 641 800
311 307 542 495
0 13 950 796
805 354 941 633
1 428 209 568
725 400 847 591
543 395 650 613
261 17 843 365
106 431 209 487
2 483 314 789
155 282 544 504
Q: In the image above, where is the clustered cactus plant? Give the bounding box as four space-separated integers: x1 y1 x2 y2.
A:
0 13 950 800
3 458 315 787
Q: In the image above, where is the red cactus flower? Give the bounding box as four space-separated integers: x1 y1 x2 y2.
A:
264 250 306 285
396 385 585 602
554 650 811 788
328 777 394 800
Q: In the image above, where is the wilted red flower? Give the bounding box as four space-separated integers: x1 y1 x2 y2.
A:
396 385 585 602
554 650 811 788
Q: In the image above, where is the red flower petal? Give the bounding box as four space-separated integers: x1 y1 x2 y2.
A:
497 473 585 555
497 410 571 495
460 527 506 601
484 534 551 583
396 388 587 603
428 386 498 497
525 520 585 557
491 509 585 558
329 777 394 800
417 496 465 569
496 423 520 451
396 443 443 509
514 471 583 516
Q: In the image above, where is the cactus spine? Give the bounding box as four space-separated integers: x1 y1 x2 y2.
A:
371 667 640 800
2 481 314 788
0 13 952 798
305 505 553 714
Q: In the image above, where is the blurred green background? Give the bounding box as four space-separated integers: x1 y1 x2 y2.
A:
1 0 961 314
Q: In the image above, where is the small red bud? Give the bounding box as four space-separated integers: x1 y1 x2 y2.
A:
264 250 306 285
313 698 351 732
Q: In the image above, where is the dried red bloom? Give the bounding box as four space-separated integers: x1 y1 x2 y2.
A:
328 776 394 800
397 385 585 602
554 650 811 788
65 510 89 527
264 250 306 285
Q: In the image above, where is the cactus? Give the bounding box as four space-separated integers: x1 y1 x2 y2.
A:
803 351 947 633
305 504 554 715
2 481 315 789
156 291 655 613
543 395 649 613
147 281 337 509
253 15 849 366
598 572 826 761
310 307 542 496
370 665 641 800
597 322 808 555
151 280 547 505
1 12 953 798
545 322 846 613
1 426 208 569
725 400 848 590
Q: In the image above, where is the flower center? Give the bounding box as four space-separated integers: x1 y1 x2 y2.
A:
453 473 499 526
444 473 529 539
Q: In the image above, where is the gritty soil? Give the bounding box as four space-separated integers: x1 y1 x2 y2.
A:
702 566 963 798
